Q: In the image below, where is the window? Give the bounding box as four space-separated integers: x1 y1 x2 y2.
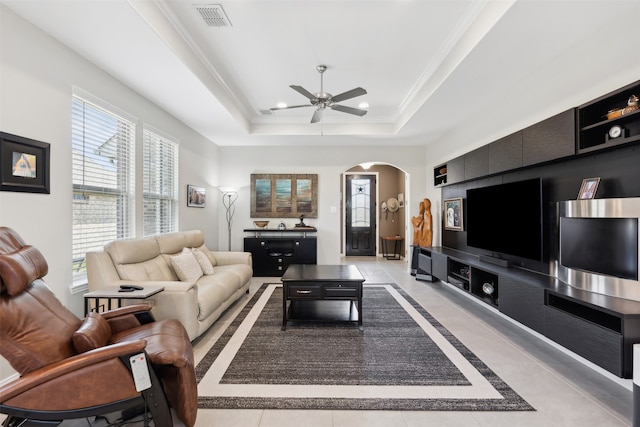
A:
72 92 135 285
143 127 179 236
350 178 371 227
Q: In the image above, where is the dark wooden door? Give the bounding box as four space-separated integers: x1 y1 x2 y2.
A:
345 174 376 256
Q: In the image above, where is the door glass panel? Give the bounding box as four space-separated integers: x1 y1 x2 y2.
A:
351 179 370 227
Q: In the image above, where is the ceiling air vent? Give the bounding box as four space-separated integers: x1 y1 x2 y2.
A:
259 110 274 115
194 4 232 27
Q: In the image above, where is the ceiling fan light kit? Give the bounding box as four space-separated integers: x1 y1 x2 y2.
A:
271 64 368 123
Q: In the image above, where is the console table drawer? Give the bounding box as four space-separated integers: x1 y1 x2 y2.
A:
287 285 321 298
324 285 359 298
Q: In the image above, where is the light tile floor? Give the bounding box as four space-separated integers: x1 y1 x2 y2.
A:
192 257 634 427
2 257 634 426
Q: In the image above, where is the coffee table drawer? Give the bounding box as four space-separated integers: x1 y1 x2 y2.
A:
287 284 322 298
324 284 359 298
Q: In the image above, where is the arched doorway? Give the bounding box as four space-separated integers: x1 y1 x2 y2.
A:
341 163 409 258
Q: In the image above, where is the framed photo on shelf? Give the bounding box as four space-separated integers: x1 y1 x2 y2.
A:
577 177 600 200
187 185 206 207
444 197 463 231
0 131 50 194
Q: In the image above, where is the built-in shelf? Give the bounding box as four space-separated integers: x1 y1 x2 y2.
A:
577 80 640 154
434 164 447 186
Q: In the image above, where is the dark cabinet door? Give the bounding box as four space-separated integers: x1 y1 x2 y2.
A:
244 237 317 276
489 131 523 174
523 109 575 166
464 146 489 180
446 156 465 184
431 251 448 282
499 276 545 333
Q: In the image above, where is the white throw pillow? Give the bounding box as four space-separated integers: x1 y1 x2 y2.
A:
192 248 215 275
170 248 204 282
195 243 217 266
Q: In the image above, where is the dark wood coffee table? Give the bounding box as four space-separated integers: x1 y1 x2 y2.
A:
281 264 365 330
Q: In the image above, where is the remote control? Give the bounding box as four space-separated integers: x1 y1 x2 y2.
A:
129 353 151 391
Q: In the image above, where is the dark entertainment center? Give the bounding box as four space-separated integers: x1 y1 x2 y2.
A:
427 79 640 379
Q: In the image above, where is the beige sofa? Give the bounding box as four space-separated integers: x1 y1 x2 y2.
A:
86 230 252 341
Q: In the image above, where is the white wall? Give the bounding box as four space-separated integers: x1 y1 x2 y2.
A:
0 6 221 382
218 146 427 265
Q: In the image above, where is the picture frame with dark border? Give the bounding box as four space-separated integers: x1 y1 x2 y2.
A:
577 177 600 200
0 131 50 194
444 197 463 231
250 173 318 218
187 184 206 207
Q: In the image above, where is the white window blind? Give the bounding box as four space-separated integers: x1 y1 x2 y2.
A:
72 95 135 285
143 128 179 236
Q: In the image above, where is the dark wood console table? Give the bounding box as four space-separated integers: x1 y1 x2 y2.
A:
281 264 365 330
244 228 317 276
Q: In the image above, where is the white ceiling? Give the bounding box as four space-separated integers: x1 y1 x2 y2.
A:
3 0 640 147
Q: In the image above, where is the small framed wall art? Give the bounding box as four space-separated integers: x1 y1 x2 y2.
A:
444 197 464 231
0 131 50 194
187 185 206 207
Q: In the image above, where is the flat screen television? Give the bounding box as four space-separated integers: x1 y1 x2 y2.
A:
466 178 543 261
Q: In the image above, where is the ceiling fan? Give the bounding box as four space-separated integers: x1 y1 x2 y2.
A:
271 65 367 123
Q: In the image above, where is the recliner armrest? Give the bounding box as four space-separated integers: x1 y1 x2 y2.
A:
0 340 147 403
101 303 153 319
102 304 156 332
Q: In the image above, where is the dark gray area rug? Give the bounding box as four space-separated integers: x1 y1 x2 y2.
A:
196 283 534 411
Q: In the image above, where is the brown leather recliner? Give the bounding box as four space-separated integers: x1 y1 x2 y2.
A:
0 227 197 427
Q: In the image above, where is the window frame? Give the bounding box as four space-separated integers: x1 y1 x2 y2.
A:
71 88 137 289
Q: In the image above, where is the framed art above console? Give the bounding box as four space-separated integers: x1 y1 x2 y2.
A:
250 173 318 218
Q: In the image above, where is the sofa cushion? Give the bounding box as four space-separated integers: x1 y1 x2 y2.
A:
183 230 205 248
106 236 176 281
195 271 243 320
195 243 217 266
214 264 253 288
195 278 228 321
72 312 112 353
171 248 204 282
192 249 214 275
156 231 190 255
116 255 176 281
106 235 160 264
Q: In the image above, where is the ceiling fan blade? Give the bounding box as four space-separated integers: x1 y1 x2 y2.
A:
290 85 316 100
331 87 367 103
270 104 313 111
311 108 323 123
330 104 368 117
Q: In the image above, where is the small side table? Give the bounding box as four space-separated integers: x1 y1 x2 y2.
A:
84 285 164 315
381 236 404 260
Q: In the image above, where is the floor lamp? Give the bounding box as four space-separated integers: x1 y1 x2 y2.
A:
222 189 238 251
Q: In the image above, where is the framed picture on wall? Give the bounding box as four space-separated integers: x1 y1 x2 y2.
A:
0 131 50 194
187 185 206 207
250 173 318 218
444 198 463 231
577 177 600 200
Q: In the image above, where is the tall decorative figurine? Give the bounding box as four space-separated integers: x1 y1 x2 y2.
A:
411 198 433 247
